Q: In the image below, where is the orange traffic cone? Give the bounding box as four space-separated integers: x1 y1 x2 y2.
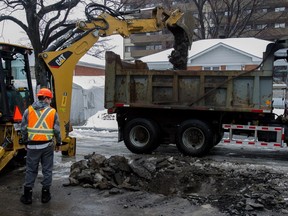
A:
13 106 22 122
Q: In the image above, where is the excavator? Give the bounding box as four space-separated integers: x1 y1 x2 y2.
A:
0 3 194 171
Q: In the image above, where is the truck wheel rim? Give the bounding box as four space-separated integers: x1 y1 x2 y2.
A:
182 127 204 149
130 125 150 147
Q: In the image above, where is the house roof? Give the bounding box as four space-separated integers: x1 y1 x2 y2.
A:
140 37 273 63
78 54 105 68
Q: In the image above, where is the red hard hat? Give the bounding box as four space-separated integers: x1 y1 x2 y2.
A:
37 88 53 98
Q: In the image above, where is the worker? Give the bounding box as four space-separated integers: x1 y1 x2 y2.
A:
20 88 62 204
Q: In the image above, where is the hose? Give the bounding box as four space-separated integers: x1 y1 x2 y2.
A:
85 3 124 21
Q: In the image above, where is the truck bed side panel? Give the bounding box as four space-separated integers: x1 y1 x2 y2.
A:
105 52 273 113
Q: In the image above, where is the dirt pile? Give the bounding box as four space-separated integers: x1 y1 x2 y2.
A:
67 153 288 215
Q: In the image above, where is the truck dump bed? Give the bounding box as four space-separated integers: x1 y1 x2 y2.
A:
105 51 273 113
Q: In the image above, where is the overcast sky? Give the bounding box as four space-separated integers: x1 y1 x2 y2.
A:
0 11 123 58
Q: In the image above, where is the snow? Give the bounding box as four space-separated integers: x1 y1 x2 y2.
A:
73 76 105 89
140 37 271 63
273 108 285 116
79 55 105 67
83 110 117 129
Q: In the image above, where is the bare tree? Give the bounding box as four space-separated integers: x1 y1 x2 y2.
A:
191 0 286 40
0 0 85 87
207 0 264 39
0 0 130 87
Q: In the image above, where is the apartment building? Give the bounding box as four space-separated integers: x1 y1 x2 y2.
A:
123 0 288 60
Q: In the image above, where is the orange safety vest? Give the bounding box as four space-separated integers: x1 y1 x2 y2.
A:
27 106 56 141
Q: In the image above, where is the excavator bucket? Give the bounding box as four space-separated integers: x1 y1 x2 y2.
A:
166 10 195 70
175 11 194 49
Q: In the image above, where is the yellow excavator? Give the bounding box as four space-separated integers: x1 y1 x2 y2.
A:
0 3 194 171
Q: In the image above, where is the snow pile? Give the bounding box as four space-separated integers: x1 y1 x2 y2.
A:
273 108 285 116
82 110 117 130
73 76 105 89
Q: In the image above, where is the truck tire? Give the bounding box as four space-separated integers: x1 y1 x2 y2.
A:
176 119 213 156
123 118 160 154
213 131 224 146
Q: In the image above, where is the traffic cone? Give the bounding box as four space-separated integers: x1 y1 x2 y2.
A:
13 106 22 122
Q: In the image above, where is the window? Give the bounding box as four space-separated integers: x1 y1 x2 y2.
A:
245 25 252 30
146 45 154 50
147 31 162 36
203 66 220 70
275 23 285 28
155 44 162 50
256 24 267 30
262 8 268 13
146 44 162 50
125 46 131 52
212 66 220 70
125 46 140 52
275 7 285 12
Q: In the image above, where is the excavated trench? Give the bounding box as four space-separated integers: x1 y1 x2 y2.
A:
67 154 288 215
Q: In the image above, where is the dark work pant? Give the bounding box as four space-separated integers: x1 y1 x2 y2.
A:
24 145 54 188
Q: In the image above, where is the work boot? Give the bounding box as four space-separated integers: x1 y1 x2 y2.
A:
41 187 51 203
20 187 32 204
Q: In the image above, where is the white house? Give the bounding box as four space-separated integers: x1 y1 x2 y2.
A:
140 37 285 71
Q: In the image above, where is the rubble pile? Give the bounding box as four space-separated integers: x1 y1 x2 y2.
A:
67 153 288 215
68 153 172 190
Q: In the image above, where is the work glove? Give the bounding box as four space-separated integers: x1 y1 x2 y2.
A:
19 138 28 150
19 138 28 145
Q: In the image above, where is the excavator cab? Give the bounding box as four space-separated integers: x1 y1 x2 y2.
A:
0 43 34 122
0 42 34 171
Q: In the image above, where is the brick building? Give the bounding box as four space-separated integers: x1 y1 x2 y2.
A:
75 54 105 76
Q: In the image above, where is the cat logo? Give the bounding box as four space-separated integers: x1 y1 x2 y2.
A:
48 51 72 68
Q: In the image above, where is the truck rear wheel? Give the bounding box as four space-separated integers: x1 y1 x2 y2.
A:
123 118 160 154
213 130 224 146
176 119 213 156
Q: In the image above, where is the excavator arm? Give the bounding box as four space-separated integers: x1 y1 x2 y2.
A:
39 3 194 156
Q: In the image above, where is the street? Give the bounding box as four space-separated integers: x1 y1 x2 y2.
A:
1 128 288 215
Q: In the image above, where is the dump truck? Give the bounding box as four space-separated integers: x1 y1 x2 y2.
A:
104 38 288 156
0 3 194 171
